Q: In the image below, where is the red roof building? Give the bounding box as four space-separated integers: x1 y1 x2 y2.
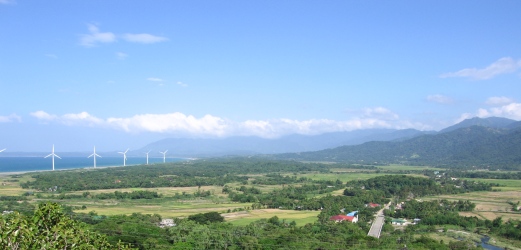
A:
329 215 358 223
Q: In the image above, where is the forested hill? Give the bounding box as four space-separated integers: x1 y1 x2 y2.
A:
273 125 521 169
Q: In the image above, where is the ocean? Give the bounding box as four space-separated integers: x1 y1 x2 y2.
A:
0 156 186 173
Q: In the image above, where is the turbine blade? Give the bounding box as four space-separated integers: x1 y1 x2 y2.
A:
0 149 6 152
88 153 94 158
44 154 52 158
55 154 61 159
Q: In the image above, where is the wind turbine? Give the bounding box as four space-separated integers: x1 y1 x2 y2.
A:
159 150 168 163
44 145 61 171
145 150 151 165
119 148 129 166
88 146 101 168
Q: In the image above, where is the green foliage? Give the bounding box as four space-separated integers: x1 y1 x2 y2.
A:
20 159 340 191
348 175 491 199
91 213 167 249
276 126 521 169
187 211 224 224
0 202 132 249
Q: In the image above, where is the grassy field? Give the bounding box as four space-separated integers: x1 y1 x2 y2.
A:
297 172 389 182
377 164 445 171
0 174 32 196
224 209 319 226
425 177 521 221
72 198 253 218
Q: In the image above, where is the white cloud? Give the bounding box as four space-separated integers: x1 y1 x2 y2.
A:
456 102 521 122
486 96 514 106
147 77 163 82
0 114 21 123
440 57 521 80
116 52 128 60
122 33 168 44
362 107 399 120
79 24 116 47
176 81 188 87
30 111 102 126
30 110 429 138
427 94 453 104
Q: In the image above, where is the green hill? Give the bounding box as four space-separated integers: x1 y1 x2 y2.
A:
275 125 521 170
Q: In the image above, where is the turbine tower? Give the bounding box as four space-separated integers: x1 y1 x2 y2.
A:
145 150 151 165
159 150 168 163
88 146 102 168
44 145 61 171
119 148 129 166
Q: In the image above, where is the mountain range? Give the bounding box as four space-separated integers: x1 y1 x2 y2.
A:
272 117 521 169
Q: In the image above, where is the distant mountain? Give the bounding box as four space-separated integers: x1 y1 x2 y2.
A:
273 117 521 169
137 128 432 157
439 117 516 133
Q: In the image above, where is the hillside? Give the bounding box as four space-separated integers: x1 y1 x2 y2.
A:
273 125 521 169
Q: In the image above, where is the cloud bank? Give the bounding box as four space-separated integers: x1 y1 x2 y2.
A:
440 57 521 80
28 109 428 138
457 99 521 123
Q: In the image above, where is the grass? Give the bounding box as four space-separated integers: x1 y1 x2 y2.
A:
425 177 521 221
377 164 445 171
225 209 319 226
0 175 32 196
298 172 389 182
73 199 254 218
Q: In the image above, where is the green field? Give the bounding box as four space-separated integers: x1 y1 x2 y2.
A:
225 209 320 226
425 177 521 221
377 164 445 171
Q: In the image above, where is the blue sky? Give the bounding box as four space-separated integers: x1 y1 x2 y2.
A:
1 0 521 152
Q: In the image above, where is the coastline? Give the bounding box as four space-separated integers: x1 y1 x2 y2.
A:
0 165 123 177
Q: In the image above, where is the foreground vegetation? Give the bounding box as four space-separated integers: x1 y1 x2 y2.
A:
1 158 520 249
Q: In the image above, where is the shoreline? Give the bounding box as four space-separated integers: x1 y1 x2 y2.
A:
0 165 126 177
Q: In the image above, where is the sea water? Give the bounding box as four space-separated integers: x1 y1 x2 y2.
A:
0 156 186 173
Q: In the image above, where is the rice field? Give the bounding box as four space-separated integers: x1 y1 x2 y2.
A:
224 209 320 226
425 177 521 221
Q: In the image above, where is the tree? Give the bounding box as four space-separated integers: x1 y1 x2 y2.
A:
0 202 132 249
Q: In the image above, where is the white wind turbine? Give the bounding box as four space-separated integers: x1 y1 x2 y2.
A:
88 146 102 168
44 145 61 171
159 150 168 163
145 150 151 165
119 148 129 166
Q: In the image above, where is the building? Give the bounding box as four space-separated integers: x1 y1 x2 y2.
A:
366 202 380 208
159 219 176 228
329 215 358 223
391 218 407 225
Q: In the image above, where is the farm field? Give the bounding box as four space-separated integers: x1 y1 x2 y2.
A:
224 209 320 226
425 177 521 221
377 164 445 171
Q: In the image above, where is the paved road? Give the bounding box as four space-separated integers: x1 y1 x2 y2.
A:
367 202 391 238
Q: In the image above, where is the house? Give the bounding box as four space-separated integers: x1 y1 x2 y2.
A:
366 202 380 208
159 219 176 228
391 218 407 225
329 215 358 223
